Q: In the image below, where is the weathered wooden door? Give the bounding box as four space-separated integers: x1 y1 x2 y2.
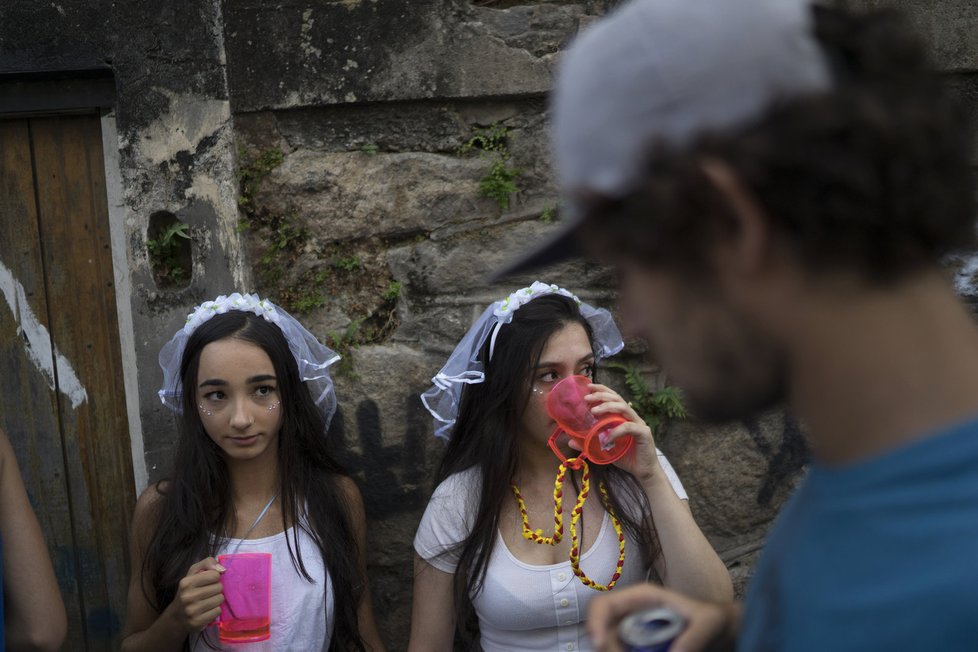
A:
0 113 135 651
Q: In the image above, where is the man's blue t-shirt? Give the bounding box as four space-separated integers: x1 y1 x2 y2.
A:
0 535 4 651
739 417 978 651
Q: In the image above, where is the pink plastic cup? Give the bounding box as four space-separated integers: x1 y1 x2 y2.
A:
218 553 272 643
546 375 634 464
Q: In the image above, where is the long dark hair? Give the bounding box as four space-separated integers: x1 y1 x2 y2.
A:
141 311 366 651
435 294 660 647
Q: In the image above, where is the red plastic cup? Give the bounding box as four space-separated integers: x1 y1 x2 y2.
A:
546 375 633 464
218 553 272 643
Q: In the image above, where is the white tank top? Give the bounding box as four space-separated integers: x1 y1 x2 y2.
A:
192 524 334 651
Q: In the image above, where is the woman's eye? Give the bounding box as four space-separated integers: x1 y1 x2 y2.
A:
581 365 595 378
204 391 225 402
539 371 559 383
255 385 276 398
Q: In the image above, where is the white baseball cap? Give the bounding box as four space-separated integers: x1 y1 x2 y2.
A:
492 0 832 279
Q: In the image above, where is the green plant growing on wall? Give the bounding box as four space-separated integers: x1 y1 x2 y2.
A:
607 362 688 437
460 124 522 211
327 318 364 379
255 218 307 290
276 268 330 315
382 280 402 301
238 159 310 289
291 291 326 314
147 222 191 285
259 221 307 266
361 143 379 155
237 146 285 222
480 160 521 211
540 205 557 224
333 256 362 272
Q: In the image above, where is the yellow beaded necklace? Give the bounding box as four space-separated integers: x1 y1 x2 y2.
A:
511 456 626 591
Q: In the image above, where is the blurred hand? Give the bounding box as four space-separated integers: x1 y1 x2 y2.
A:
587 583 737 652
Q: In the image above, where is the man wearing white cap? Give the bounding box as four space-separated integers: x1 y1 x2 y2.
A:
494 0 978 650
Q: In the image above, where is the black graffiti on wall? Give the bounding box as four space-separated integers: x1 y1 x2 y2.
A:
743 413 809 506
328 393 429 518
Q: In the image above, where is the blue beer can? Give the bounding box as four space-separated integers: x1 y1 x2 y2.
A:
618 606 685 652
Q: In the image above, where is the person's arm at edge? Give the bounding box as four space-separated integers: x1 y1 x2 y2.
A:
0 428 67 651
339 477 387 652
587 583 740 652
406 555 456 652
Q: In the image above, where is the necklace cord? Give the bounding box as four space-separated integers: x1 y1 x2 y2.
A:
511 458 625 591
230 492 279 554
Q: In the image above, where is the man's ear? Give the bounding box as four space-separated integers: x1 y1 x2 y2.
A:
699 158 772 278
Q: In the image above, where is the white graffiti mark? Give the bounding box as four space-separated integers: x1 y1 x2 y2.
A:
0 261 88 408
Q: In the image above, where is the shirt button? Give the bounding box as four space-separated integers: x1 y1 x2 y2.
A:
557 572 567 582
560 598 569 607
566 644 574 651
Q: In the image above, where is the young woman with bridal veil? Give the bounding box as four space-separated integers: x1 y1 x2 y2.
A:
408 282 731 651
121 294 385 651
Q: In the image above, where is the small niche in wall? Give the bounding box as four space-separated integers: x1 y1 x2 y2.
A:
146 211 192 289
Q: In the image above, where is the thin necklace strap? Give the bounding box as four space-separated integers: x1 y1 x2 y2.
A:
231 492 279 553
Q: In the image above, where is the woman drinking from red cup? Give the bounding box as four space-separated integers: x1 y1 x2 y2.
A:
409 282 731 651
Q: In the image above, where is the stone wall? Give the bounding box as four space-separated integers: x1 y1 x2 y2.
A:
228 1 978 646
2 0 976 649
228 1 806 644
230 5 635 644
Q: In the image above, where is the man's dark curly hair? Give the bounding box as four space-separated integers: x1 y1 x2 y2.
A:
580 6 976 284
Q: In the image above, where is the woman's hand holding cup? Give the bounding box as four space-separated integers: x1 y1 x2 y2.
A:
168 557 226 633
